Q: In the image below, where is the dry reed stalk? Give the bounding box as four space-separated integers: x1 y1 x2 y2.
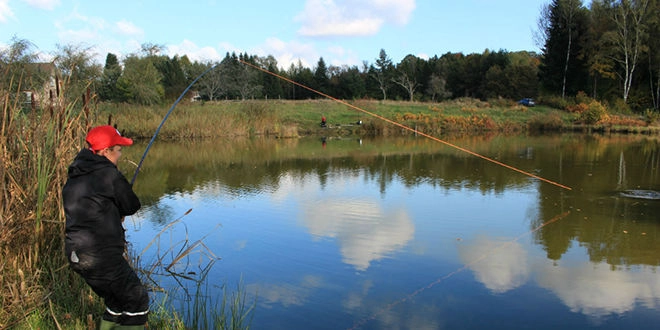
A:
1 73 92 326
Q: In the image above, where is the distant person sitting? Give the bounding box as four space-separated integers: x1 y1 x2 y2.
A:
320 116 327 127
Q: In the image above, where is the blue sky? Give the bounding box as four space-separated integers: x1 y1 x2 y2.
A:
1 0 548 69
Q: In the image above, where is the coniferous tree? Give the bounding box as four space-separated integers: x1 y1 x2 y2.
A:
372 49 394 100
99 53 122 102
539 0 590 98
313 57 329 96
153 55 187 100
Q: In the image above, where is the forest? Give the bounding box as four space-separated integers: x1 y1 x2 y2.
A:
2 0 659 113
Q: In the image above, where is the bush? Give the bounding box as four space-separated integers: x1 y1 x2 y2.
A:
566 103 589 113
575 91 592 105
579 100 609 124
488 97 515 108
645 109 660 125
611 98 632 114
528 112 564 132
607 115 647 127
538 94 570 110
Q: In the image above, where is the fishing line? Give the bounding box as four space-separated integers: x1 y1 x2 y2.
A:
239 60 572 191
348 210 571 330
130 64 219 185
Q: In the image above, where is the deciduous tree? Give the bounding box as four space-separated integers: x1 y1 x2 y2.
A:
117 54 164 105
600 0 650 102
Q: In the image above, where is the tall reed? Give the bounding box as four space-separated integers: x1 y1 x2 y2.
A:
1 73 255 328
135 209 255 330
1 71 97 328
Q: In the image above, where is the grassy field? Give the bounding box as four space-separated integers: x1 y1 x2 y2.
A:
96 98 660 140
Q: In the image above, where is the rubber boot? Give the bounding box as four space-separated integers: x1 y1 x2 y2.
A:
99 319 118 330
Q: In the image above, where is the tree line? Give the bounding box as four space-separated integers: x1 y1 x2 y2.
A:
1 0 658 113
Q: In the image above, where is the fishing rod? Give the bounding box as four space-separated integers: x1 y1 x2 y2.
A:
238 59 572 191
130 63 219 185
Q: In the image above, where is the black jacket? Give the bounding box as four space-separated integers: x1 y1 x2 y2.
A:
63 148 141 256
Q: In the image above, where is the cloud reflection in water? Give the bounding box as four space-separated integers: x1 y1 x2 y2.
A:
302 198 414 271
459 235 660 317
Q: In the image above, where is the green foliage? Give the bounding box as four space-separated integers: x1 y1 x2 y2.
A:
538 94 571 110
5 0 660 112
153 55 188 100
528 112 565 132
99 53 122 101
0 37 48 98
611 98 632 114
578 100 609 124
117 55 164 105
53 44 102 101
538 0 590 96
645 109 660 124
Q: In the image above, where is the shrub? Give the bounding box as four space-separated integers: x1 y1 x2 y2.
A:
606 115 647 127
566 103 589 113
644 109 660 125
538 94 571 110
575 91 592 105
579 100 609 124
611 98 632 114
488 97 515 108
528 112 564 132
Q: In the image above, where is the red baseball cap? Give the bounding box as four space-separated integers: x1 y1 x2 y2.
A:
86 125 133 151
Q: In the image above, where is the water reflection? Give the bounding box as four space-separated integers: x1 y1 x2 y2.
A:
249 275 324 308
458 236 530 293
537 261 660 317
460 234 660 318
123 134 660 329
302 197 414 271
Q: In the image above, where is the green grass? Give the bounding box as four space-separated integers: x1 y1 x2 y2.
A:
96 98 656 139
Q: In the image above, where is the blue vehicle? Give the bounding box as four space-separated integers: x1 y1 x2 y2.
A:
518 98 535 107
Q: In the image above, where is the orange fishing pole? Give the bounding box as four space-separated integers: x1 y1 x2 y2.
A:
239 60 572 191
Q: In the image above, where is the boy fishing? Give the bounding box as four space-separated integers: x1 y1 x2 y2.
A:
62 125 149 329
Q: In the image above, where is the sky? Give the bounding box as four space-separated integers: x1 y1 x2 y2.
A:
0 0 548 70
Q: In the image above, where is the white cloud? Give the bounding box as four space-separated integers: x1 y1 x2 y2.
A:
537 262 660 317
254 37 319 69
166 39 224 63
54 7 107 46
248 275 323 308
302 198 414 271
21 0 60 10
57 28 98 45
115 20 143 37
458 236 530 293
296 0 416 37
461 234 660 318
0 0 14 23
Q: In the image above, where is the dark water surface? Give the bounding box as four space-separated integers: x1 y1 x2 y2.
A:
121 133 660 329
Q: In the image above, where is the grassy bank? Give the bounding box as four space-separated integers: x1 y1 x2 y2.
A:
96 98 660 139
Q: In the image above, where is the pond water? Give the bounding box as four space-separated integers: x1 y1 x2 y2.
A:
121 133 660 329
